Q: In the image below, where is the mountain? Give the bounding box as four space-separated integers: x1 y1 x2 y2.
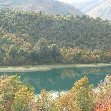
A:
86 0 111 20
0 0 83 16
71 0 102 13
71 0 111 20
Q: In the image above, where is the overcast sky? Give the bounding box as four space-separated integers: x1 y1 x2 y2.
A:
58 0 90 4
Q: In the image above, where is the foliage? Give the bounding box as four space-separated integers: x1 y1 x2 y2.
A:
94 75 111 111
54 92 81 111
1 9 111 50
0 75 37 111
1 75 111 111
71 77 95 111
36 89 55 111
0 9 111 65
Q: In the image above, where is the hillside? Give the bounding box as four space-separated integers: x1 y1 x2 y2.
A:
0 10 111 65
0 9 111 49
0 0 83 16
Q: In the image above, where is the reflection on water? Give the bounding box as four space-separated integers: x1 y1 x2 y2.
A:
0 66 111 93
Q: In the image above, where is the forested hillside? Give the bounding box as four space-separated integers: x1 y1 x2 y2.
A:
1 9 111 65
1 9 111 49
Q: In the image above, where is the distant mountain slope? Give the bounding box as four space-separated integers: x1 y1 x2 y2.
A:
0 0 83 16
71 0 103 13
86 0 111 20
72 0 111 20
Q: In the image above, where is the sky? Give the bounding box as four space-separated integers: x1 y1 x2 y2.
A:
58 0 73 4
58 0 90 4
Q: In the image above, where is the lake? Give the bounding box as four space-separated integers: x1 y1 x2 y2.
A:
0 65 111 93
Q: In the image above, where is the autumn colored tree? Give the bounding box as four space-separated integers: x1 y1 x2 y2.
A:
71 76 95 111
0 75 37 111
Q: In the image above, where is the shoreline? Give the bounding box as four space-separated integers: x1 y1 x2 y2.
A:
0 63 111 72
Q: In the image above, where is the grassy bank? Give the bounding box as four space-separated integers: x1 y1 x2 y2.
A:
0 63 111 72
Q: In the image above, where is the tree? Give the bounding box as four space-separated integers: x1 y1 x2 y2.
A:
50 44 62 63
33 38 53 64
71 76 95 111
8 45 18 65
34 38 48 52
0 48 5 65
0 75 37 111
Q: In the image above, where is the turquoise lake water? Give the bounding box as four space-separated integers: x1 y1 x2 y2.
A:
0 66 111 93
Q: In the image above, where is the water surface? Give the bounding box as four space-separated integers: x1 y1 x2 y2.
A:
0 66 111 93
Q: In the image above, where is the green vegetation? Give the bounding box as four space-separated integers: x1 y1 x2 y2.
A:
1 9 111 49
0 9 111 65
1 75 111 111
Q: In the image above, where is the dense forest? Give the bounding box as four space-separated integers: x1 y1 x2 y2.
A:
1 9 111 49
1 75 111 111
1 9 111 65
